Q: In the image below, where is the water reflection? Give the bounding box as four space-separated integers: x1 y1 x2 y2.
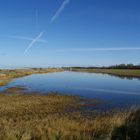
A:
0 71 140 109
108 74 140 81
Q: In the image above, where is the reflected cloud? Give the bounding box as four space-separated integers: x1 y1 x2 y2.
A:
72 87 140 96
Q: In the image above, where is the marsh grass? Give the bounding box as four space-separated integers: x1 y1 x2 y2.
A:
71 68 140 78
0 92 139 140
3 86 27 94
0 68 63 85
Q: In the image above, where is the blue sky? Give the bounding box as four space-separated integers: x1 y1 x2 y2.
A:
0 0 140 67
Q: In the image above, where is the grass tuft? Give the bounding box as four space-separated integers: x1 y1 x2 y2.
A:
0 92 139 140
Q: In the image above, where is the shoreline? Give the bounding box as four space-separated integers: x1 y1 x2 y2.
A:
0 68 63 86
1 68 140 86
69 68 140 79
0 90 139 139
0 69 140 139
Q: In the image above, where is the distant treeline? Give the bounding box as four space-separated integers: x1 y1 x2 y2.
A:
105 64 140 69
63 64 140 70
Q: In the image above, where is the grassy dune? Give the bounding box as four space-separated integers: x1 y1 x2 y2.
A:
71 68 140 78
0 92 139 140
0 68 63 86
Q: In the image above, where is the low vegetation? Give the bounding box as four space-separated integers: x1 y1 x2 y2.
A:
64 64 140 70
0 91 139 140
0 67 140 139
0 68 63 85
1 65 140 86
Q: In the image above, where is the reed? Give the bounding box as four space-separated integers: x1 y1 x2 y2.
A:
0 92 139 140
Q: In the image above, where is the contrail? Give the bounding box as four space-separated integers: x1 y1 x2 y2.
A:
24 32 44 54
54 47 140 52
51 0 70 23
9 35 47 43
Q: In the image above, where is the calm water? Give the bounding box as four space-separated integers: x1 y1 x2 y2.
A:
1 71 140 109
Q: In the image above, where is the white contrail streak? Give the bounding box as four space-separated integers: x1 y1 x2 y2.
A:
24 32 44 54
9 35 47 43
51 0 70 23
54 47 140 52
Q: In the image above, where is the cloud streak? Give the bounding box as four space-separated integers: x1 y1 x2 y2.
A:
54 47 140 52
24 32 44 54
51 0 70 23
9 35 47 43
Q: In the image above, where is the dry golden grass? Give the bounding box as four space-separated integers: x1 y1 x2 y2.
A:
0 92 139 140
0 68 63 85
0 68 140 139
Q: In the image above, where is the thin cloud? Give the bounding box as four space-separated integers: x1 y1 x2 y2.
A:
54 47 140 52
51 0 70 23
24 32 44 54
9 35 47 43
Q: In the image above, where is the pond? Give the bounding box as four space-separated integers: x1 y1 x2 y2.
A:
1 71 140 109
